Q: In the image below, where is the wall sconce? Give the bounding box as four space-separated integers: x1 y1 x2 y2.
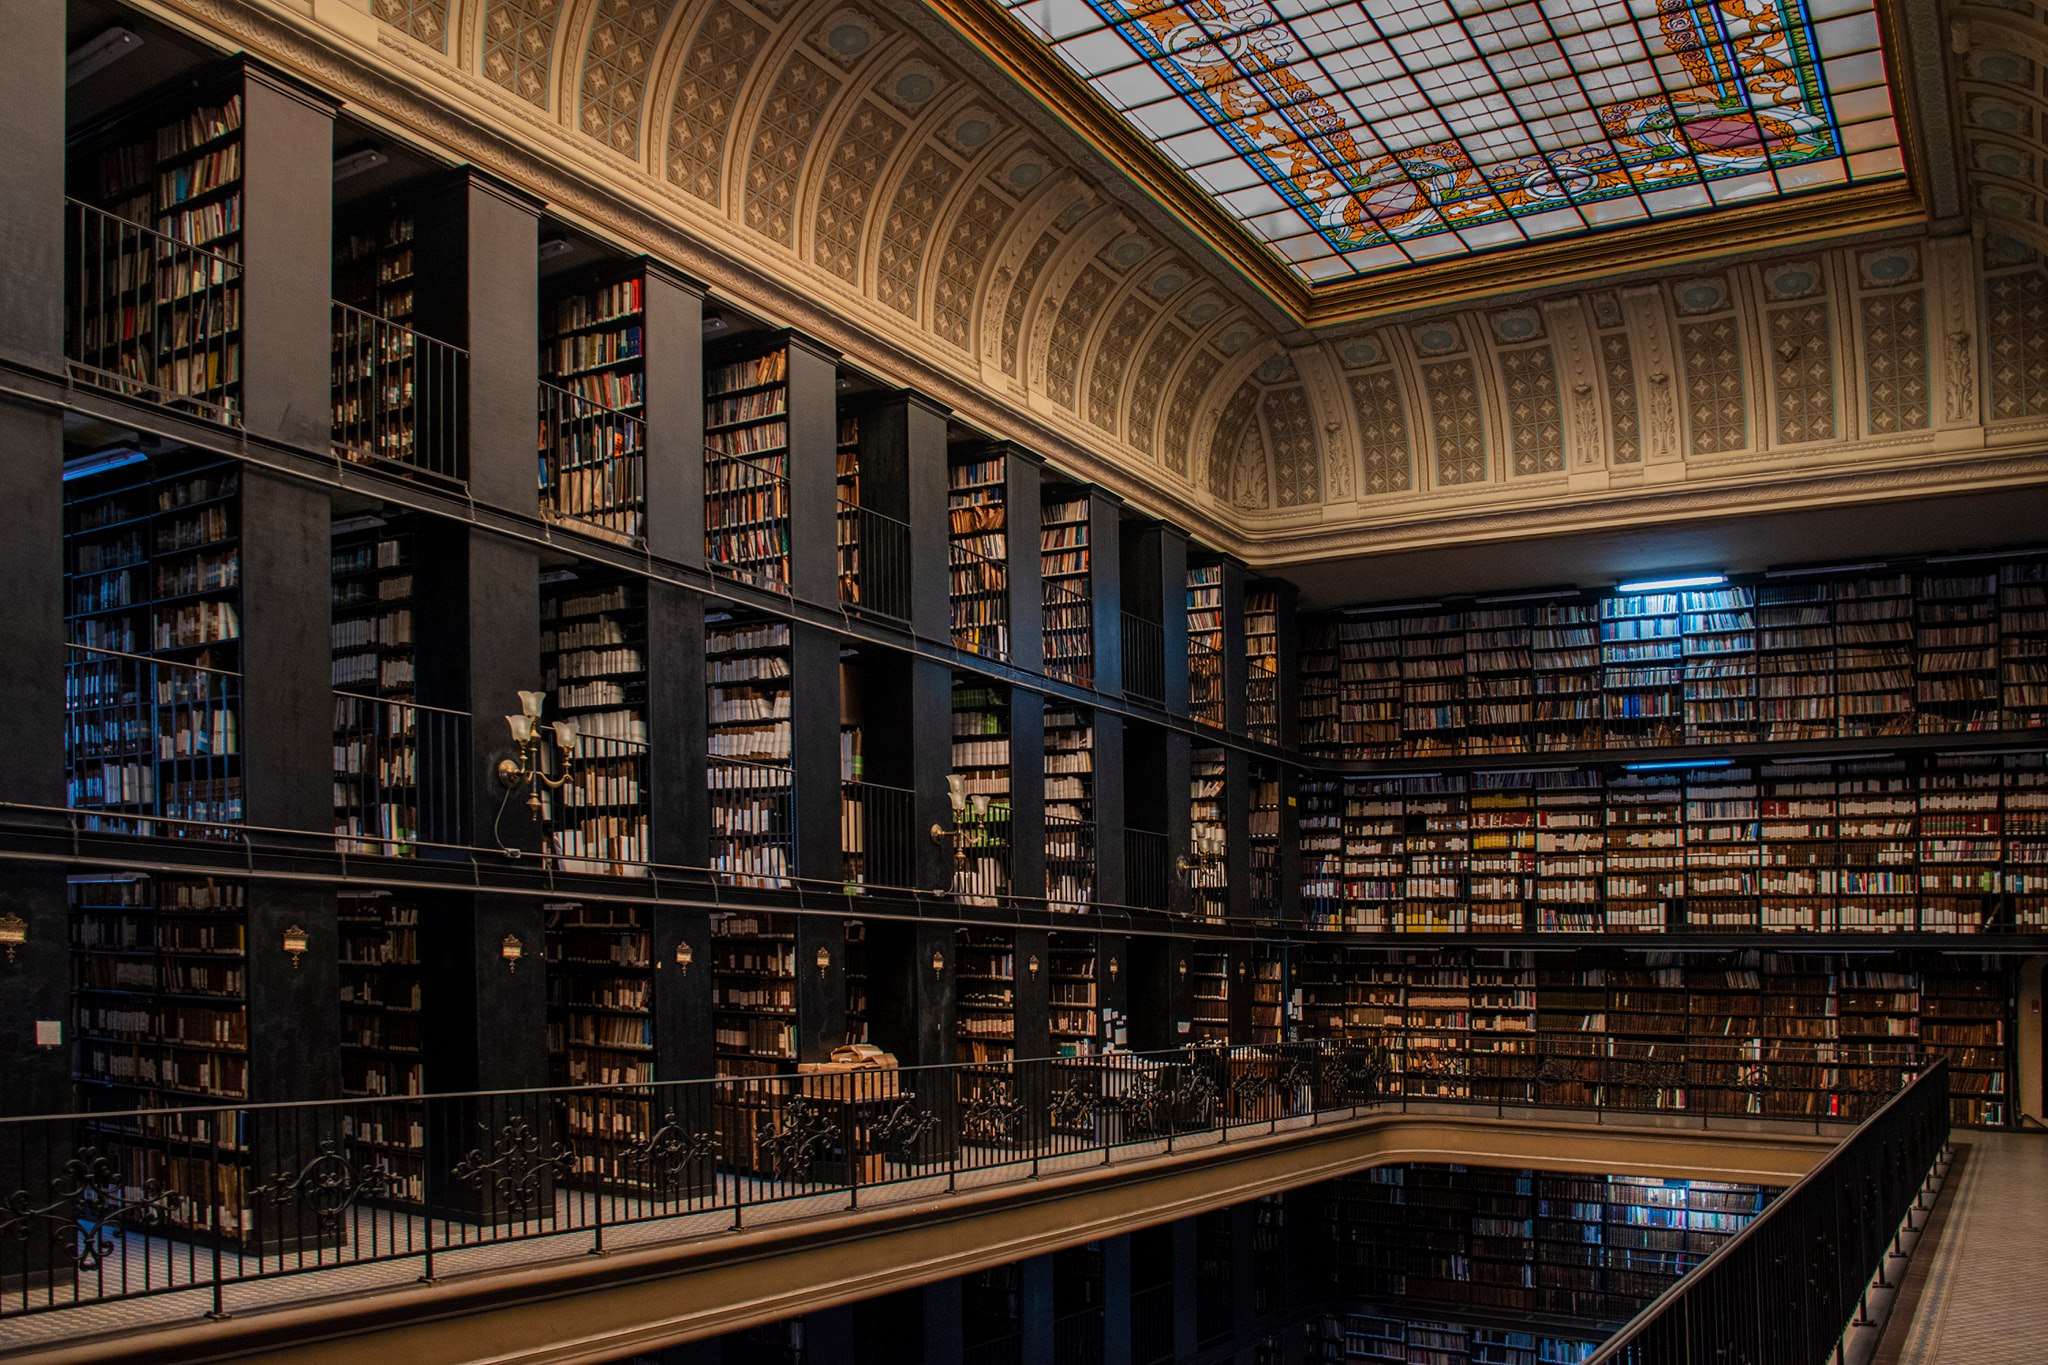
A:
1177 835 1227 885
1237 960 1248 980
281 925 310 970
816 946 832 976
1107 956 1119 981
1177 958 1189 980
674 941 694 975
0 913 25 964
500 933 525 972
930 773 993 886
930 947 947 975
1027 953 1040 978
497 689 579 821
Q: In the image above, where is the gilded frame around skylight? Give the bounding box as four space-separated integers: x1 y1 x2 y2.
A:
933 0 1925 322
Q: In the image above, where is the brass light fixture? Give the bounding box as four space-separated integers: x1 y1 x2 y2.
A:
1107 955 1119 981
1177 834 1227 884
816 946 832 976
674 941 694 975
281 924 310 970
930 773 992 885
0 913 26 964
1177 958 1189 980
930 947 946 974
497 691 579 812
1027 953 1040 978
500 933 525 972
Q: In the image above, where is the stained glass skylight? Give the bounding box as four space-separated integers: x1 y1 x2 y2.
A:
997 0 1903 283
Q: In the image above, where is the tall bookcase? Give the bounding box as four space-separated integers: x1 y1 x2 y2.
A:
548 902 656 1186
1190 747 1228 922
78 86 245 420
952 680 1012 904
542 570 650 872
542 273 648 543
1679 583 1756 744
1531 600 1601 751
950 451 1009 658
332 198 419 465
1402 610 1464 757
1188 565 1225 728
330 518 418 852
2001 561 2048 728
71 873 258 1239
1189 947 1230 1044
1464 606 1531 754
1337 615 1403 758
705 344 793 593
1299 621 1341 755
1045 705 1094 910
1600 589 1681 748
711 909 798 1170
1300 777 1345 928
336 890 424 1200
1917 571 2000 733
1043 493 1093 686
836 411 861 607
957 928 1019 1134
1049 932 1100 1056
65 455 244 833
1246 586 1281 745
707 612 794 887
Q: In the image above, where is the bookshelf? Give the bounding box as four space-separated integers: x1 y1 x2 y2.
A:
1299 620 1341 755
1916 571 2000 733
1606 965 1687 1109
950 451 1009 658
705 343 792 593
1399 777 1466 933
1189 946 1229 1044
844 919 868 1044
836 412 861 607
542 569 649 873
1921 970 2008 1126
1338 614 1405 759
956 928 1019 1133
1600 589 1681 748
711 909 797 1169
330 518 418 853
1300 777 1345 929
1531 600 1602 753
65 455 244 833
79 87 245 420
1464 606 1532 754
1246 586 1280 745
1757 580 1835 741
547 902 655 1186
1044 706 1094 911
1341 780 1402 934
707 612 794 887
70 873 258 1240
1401 958 1470 1099
541 272 647 544
1250 945 1285 1044
1535 771 1603 933
1467 780 1534 933
1188 565 1225 728
1048 932 1100 1056
952 680 1012 905
1686 965 1760 1115
1919 755 2000 933
1403 610 1466 757
1602 771 1679 933
1683 767 1758 932
2008 754 2048 928
1250 763 1284 920
1835 573 1915 738
332 198 418 465
2001 561 2048 728
1679 584 1756 744
1042 493 1093 686
1468 960 1536 1104
336 890 424 1202
1190 747 1229 922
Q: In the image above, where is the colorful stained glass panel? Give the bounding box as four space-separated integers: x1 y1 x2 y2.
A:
997 0 1902 282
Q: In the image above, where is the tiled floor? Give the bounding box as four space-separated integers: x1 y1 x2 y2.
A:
1889 1132 2048 1363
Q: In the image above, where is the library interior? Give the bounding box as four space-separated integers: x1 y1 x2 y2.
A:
1 0 2045 1361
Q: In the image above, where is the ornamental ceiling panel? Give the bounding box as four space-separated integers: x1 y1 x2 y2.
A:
991 0 1903 284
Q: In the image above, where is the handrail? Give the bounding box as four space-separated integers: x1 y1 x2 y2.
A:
1586 1058 1949 1363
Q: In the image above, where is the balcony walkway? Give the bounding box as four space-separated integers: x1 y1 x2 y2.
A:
1883 1130 2048 1365
1 1102 1845 1365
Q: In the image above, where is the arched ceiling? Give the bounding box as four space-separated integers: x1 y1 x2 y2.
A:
189 1 2048 561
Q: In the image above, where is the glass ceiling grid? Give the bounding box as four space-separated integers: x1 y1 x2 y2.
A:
996 0 1903 284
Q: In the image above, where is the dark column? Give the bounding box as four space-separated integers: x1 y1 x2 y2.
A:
1223 748 1252 923
996 445 1045 675
1103 1234 1134 1365
1128 935 1190 1051
1277 767 1303 927
641 261 706 569
1093 712 1127 907
1158 529 1191 716
1099 932 1130 1048
924 1278 965 1365
239 470 341 1105
1218 559 1249 736
1270 582 1301 750
648 578 710 1079
865 650 953 895
807 1306 854 1365
1010 690 1046 906
239 62 337 451
1020 1255 1056 1364
1171 1218 1200 1364
784 334 842 607
1014 927 1052 1059
864 921 957 1075
1086 491 1124 699
859 391 949 631
791 620 845 1060
1230 1202 1258 1343
412 169 542 508
650 907 713 1082
1164 730 1194 922
0 0 62 371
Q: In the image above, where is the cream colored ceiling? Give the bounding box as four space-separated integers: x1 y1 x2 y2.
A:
152 1 2048 562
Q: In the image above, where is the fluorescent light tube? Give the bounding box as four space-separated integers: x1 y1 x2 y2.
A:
62 449 147 481
1615 574 1727 593
1622 758 1733 771
329 514 387 535
539 237 572 261
333 148 388 183
68 28 143 87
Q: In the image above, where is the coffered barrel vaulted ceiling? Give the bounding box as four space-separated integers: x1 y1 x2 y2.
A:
170 1 2048 563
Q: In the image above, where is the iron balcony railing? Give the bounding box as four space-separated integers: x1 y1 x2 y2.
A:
705 447 792 596
950 804 1013 906
65 645 243 840
65 198 243 426
538 381 644 546
331 691 471 857
1586 1059 1949 1365
1043 575 1094 688
330 300 466 482
707 755 795 888
1121 614 1164 704
1189 636 1226 729
1044 813 1095 912
841 778 918 891
0 1039 1919 1325
950 541 1011 660
540 730 652 876
838 502 912 624
1124 828 1171 912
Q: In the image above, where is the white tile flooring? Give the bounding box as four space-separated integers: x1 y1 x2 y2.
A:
1891 1132 2048 1364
